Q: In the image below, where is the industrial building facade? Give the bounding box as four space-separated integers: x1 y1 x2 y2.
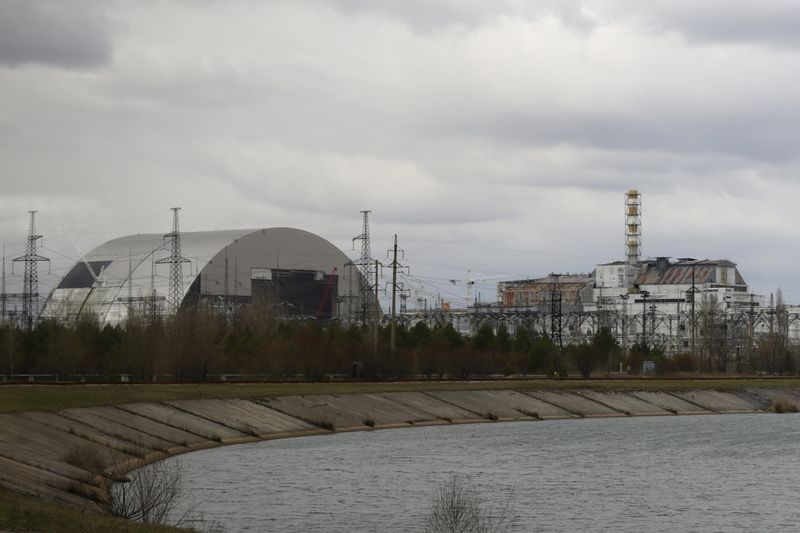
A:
403 189 796 362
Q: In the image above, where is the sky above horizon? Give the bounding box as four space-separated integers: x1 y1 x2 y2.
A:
2 0 800 307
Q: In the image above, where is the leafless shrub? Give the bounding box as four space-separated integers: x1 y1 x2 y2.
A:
102 459 190 525
424 475 514 533
772 400 799 413
63 444 105 474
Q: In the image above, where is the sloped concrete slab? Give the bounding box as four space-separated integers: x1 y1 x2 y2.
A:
488 390 576 419
669 390 763 413
258 395 362 430
119 403 249 443
744 388 800 409
426 391 535 421
165 399 316 437
260 394 440 430
88 406 202 447
59 408 176 453
381 392 481 422
577 391 672 416
524 391 626 417
10 413 140 464
326 393 443 425
0 441 102 487
0 455 99 510
630 391 711 415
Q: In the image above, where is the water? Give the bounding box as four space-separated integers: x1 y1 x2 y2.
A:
168 414 800 532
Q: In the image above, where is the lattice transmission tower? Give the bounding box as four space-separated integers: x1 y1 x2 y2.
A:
352 210 374 325
156 207 190 316
12 211 50 329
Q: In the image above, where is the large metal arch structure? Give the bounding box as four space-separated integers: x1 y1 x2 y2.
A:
42 228 366 326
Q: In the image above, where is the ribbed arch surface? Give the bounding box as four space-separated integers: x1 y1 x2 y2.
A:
42 228 362 325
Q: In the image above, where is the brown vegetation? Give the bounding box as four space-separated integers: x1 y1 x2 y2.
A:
424 475 514 533
771 400 799 413
2 302 799 381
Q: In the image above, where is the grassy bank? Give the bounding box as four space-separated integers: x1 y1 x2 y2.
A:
0 488 188 533
2 377 798 414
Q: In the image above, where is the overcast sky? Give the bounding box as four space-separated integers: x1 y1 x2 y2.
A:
2 0 800 307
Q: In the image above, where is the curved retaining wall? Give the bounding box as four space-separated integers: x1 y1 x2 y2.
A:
0 387 798 511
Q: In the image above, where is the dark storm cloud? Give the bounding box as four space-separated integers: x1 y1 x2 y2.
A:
446 108 800 164
0 0 111 68
613 0 800 48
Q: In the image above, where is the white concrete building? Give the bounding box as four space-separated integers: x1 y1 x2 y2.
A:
584 257 764 353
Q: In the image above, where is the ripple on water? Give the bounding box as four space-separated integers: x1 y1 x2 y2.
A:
165 413 800 532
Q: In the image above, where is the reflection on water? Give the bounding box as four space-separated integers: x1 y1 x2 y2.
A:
169 414 800 532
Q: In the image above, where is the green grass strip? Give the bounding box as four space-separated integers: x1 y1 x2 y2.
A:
2 378 798 414
0 488 189 532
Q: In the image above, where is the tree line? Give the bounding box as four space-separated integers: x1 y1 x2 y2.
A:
1 303 798 381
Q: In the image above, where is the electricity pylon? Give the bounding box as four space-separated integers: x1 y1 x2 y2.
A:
156 207 190 316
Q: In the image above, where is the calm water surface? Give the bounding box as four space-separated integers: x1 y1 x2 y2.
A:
169 414 800 532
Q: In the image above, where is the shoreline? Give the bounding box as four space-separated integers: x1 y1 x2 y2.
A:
0 384 798 526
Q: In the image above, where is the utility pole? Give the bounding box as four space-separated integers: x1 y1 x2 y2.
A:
641 290 649 347
224 246 230 308
748 292 755 369
690 263 696 356
620 294 629 367
150 254 158 323
1 243 6 324
13 211 50 329
156 207 190 316
373 259 380 356
550 273 563 356
385 235 410 352
390 236 398 351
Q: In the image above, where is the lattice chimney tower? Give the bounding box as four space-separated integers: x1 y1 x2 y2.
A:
625 189 642 265
156 207 190 316
13 211 50 329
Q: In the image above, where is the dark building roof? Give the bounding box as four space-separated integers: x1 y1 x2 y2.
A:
634 258 745 287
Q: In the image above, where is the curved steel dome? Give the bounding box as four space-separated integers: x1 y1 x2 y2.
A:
42 227 366 325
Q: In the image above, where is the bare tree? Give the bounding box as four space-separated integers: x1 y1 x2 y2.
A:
424 475 514 533
103 459 189 525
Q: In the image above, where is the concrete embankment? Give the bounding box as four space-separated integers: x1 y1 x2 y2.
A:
1 387 799 512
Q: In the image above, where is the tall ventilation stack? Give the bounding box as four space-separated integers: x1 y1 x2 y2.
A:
625 189 642 265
